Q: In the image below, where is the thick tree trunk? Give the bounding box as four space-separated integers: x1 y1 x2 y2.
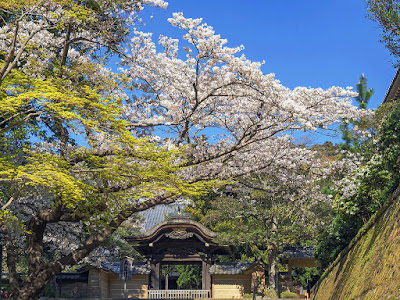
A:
8 196 173 299
267 214 279 296
15 260 64 300
267 242 279 294
26 216 46 278
2 226 21 297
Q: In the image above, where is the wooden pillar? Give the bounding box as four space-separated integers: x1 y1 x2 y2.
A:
150 261 160 289
202 260 211 291
288 261 292 282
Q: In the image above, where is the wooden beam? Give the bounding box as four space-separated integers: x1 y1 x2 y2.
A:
202 259 211 291
150 261 160 289
288 258 321 268
158 256 204 263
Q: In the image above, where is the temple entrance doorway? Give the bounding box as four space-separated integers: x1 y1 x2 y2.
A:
161 263 202 290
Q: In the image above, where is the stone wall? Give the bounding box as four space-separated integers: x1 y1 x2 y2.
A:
312 186 400 299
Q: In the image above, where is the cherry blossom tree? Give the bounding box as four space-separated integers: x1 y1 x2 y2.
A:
0 1 369 299
121 12 366 181
119 14 368 294
188 145 339 295
0 1 209 299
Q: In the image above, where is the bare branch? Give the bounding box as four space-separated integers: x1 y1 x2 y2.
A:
1 188 22 210
1 25 57 82
0 21 19 82
0 112 41 135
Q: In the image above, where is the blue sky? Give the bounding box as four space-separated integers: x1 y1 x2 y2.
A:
141 0 394 111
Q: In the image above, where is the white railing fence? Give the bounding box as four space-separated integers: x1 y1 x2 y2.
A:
148 289 210 299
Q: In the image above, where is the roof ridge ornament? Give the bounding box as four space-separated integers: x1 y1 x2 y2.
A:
165 228 194 239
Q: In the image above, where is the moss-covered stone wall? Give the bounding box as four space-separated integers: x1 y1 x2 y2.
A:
312 186 400 300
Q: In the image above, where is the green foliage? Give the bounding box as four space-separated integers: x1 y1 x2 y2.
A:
355 74 374 110
191 193 269 261
175 265 202 290
313 185 400 299
340 120 352 150
340 74 373 151
292 267 321 289
192 188 324 259
316 101 400 269
0 2 226 298
335 163 393 217
315 213 363 269
185 190 218 222
162 264 202 290
189 183 327 293
311 141 340 159
315 162 396 269
40 284 57 298
101 218 144 260
280 291 299 298
367 0 400 65
379 102 400 174
264 288 278 298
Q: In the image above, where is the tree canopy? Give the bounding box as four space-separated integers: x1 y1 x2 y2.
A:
0 1 367 298
367 0 400 65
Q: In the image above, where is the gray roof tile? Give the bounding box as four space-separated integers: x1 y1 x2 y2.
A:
282 246 315 259
101 262 151 275
209 262 260 275
138 201 190 231
56 272 88 281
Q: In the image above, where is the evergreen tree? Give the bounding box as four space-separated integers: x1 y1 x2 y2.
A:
340 74 373 150
355 74 374 110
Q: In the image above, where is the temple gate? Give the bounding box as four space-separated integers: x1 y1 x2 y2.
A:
125 217 230 298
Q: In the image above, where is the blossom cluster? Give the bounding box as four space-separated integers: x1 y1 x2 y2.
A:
0 4 370 265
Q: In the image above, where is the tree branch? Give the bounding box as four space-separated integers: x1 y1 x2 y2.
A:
0 112 41 135
1 188 22 210
1 25 56 82
0 21 19 83
59 23 72 75
22 195 175 295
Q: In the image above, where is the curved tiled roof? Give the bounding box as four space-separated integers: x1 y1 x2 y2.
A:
101 262 151 275
282 245 315 259
138 201 190 231
209 261 265 275
383 68 400 103
127 217 217 240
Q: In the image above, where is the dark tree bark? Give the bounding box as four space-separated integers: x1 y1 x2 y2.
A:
7 195 173 300
267 214 279 296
